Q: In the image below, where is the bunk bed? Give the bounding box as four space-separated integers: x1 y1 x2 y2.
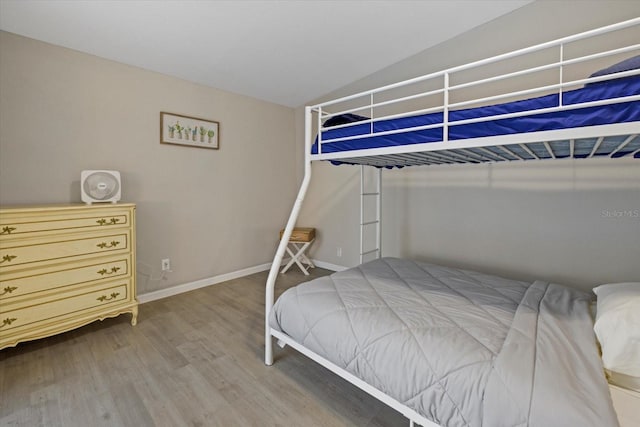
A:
265 18 640 427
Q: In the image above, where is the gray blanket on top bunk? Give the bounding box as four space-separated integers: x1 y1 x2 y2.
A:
270 258 618 427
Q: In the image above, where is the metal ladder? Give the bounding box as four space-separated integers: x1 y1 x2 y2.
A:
360 165 382 264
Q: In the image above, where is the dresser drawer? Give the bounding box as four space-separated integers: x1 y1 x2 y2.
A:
0 232 129 270
0 281 130 333
0 208 131 239
0 255 130 301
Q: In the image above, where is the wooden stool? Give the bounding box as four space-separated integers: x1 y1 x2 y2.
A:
280 227 315 275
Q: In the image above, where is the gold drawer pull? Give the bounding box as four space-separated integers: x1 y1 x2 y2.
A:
96 217 121 226
0 286 18 296
97 241 120 249
1 226 17 234
97 292 120 302
97 266 121 276
1 254 17 264
1 318 17 328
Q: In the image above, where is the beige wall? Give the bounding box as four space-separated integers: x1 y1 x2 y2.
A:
296 1 640 291
0 31 296 294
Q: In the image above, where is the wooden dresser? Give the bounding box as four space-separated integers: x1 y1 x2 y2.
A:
0 203 138 349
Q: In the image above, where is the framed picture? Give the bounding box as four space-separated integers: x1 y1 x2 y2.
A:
160 112 219 149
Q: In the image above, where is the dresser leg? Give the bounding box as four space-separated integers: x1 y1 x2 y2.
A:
131 305 138 326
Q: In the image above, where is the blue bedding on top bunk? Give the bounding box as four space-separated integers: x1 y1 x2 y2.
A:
311 76 640 158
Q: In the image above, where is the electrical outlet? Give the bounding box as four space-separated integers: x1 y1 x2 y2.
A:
337 247 342 257
161 258 171 271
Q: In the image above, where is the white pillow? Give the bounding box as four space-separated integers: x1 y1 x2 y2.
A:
593 282 640 390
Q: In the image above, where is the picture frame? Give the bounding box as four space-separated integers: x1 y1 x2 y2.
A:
160 112 219 149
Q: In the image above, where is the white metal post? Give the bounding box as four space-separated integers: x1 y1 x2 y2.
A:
443 72 449 143
377 167 382 259
559 44 564 107
360 165 365 264
265 106 313 366
317 106 323 154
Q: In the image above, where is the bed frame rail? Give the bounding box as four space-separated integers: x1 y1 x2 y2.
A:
310 17 640 163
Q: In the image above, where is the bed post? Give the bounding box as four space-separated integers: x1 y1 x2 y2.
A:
265 106 313 366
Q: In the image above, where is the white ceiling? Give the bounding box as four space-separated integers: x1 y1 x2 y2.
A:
0 0 531 107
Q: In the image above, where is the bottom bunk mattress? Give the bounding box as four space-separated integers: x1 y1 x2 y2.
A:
269 257 618 427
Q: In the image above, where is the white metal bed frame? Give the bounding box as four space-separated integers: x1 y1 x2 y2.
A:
265 18 640 427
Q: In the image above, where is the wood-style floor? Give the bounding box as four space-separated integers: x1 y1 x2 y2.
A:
0 268 407 427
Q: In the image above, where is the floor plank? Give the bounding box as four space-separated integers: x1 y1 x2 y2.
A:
0 268 408 426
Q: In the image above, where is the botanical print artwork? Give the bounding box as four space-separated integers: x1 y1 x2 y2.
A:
161 112 219 149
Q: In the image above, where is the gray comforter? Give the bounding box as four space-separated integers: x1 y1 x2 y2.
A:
270 258 618 427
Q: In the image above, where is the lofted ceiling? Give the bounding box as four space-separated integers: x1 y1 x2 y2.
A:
0 0 531 107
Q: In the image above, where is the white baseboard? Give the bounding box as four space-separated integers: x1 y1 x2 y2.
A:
137 259 348 304
137 262 271 304
312 259 348 272
281 257 347 272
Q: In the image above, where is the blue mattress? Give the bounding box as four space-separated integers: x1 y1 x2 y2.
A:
312 76 640 161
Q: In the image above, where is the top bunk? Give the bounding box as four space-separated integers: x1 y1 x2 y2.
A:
307 18 640 168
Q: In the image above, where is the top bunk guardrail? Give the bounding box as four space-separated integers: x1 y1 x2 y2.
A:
308 18 640 167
